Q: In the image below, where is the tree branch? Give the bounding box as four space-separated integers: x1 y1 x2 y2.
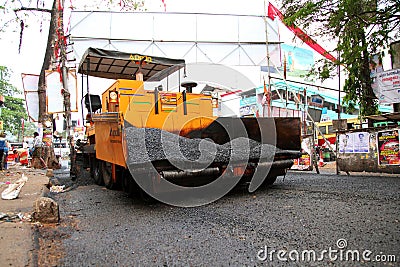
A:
0 18 17 32
14 7 51 13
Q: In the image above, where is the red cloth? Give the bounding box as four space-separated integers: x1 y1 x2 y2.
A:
161 0 166 11
267 3 336 62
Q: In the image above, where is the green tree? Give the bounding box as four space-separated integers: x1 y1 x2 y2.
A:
23 121 37 137
0 66 19 96
281 0 400 117
0 66 29 138
1 96 28 137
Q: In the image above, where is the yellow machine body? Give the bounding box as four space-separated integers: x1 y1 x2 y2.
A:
91 79 215 168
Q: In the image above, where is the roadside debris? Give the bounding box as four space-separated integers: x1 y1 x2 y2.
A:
1 174 28 200
0 212 31 223
32 197 59 224
46 169 54 177
50 185 65 193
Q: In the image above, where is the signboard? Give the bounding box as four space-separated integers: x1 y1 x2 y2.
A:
377 129 400 165
338 132 370 153
280 44 315 78
309 94 324 108
239 104 257 116
372 68 400 104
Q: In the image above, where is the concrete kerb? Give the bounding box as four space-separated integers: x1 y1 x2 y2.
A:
0 167 58 267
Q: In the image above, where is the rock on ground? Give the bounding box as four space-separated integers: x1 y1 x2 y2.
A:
32 197 59 224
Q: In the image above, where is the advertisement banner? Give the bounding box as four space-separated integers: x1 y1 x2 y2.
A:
377 129 400 165
239 104 257 117
373 68 400 104
42 128 53 146
280 44 315 78
338 132 370 153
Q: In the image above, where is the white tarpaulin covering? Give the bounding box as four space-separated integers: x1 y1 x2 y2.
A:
22 73 39 122
69 11 282 68
373 68 400 104
22 70 79 120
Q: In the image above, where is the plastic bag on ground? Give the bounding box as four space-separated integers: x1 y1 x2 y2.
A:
1 174 28 200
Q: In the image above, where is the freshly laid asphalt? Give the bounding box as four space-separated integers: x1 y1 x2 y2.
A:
38 168 400 266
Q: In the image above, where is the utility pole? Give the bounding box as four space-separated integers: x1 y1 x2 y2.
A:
336 51 341 175
56 0 74 179
263 0 272 118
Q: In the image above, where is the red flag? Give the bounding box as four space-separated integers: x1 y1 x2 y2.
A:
268 2 282 20
267 3 336 62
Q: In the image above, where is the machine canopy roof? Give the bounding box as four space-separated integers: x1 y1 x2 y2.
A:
77 47 185 81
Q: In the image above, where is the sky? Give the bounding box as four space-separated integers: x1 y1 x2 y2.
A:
0 0 394 92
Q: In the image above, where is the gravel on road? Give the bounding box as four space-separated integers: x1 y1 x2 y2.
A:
36 169 400 266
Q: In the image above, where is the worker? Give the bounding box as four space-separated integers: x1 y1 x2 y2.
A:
32 132 47 169
3 139 9 170
0 133 5 170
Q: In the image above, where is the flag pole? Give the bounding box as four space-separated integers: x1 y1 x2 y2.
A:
263 0 271 117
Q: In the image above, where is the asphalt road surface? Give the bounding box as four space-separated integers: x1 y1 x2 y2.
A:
37 169 400 266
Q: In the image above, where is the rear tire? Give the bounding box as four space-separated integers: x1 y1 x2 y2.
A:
139 189 156 203
92 158 104 185
89 156 95 179
122 170 139 197
138 173 157 203
102 161 116 189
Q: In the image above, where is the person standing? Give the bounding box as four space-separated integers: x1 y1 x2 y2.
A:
32 132 47 169
3 140 9 170
0 134 5 170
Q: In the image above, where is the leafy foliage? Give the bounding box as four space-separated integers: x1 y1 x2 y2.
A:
281 0 400 117
0 66 28 138
1 96 28 137
0 66 20 96
79 0 146 11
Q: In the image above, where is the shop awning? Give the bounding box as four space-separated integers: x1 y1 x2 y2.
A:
365 112 400 122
